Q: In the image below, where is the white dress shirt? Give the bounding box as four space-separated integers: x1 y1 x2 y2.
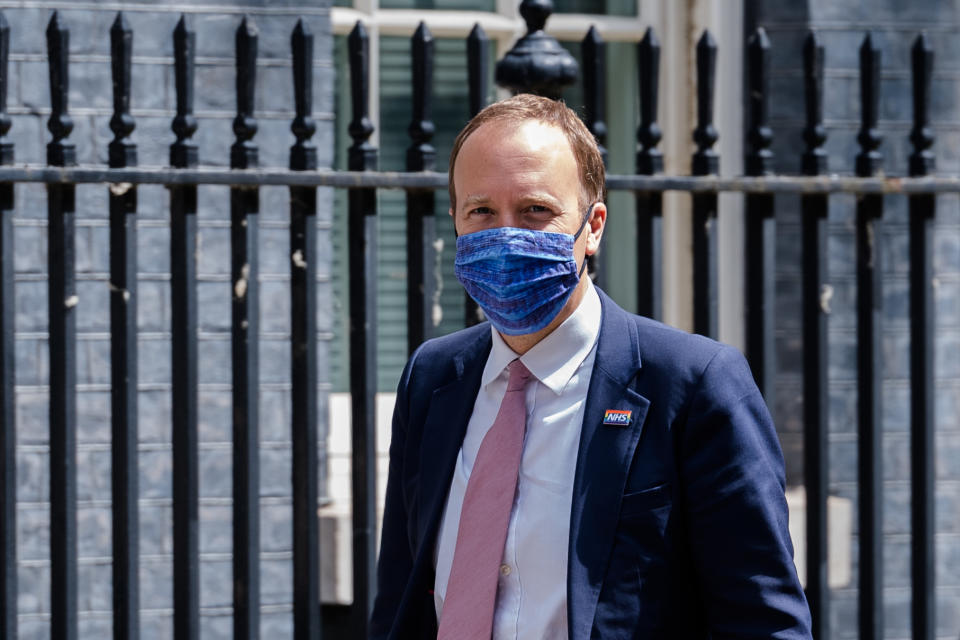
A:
434 281 602 640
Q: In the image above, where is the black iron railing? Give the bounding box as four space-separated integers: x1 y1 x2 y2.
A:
0 8 952 640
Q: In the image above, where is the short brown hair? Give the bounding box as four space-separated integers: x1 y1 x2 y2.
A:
448 94 606 212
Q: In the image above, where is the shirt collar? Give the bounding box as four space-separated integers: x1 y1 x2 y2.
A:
482 279 602 395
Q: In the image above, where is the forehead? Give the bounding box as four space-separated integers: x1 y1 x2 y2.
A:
460 118 572 161
453 119 579 197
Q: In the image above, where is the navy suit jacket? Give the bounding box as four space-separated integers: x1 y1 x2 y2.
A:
370 289 812 639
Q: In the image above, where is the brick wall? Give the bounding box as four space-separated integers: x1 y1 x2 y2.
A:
752 1 960 637
3 0 334 637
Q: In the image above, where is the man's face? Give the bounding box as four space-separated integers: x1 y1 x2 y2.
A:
450 118 606 343
452 119 590 242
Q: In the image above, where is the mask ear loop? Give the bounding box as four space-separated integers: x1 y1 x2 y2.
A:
574 203 595 278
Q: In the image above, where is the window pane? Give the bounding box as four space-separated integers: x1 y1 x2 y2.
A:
553 0 635 15
381 0 495 12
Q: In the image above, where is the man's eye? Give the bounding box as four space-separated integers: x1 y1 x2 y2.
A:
469 207 492 215
527 205 552 215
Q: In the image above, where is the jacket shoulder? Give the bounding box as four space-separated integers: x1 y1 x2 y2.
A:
398 322 492 393
597 289 734 382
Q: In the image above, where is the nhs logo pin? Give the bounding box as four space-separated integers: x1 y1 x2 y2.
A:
603 409 632 427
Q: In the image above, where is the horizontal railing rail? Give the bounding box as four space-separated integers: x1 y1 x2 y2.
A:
5 165 960 193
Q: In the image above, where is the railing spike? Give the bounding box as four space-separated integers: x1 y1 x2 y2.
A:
802 31 827 176
692 29 718 176
290 18 316 171
467 23 489 118
348 21 376 171
745 27 773 176
232 15 258 169
46 10 74 167
0 12 11 166
408 21 435 172
909 32 934 177
109 11 136 168
582 25 607 164
171 14 197 168
637 26 661 175
856 31 883 177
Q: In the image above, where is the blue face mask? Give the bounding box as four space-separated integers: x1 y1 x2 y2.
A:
454 206 593 336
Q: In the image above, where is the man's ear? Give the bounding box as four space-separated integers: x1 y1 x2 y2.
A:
584 202 607 256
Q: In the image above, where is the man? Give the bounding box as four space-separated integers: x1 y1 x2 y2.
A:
370 94 812 639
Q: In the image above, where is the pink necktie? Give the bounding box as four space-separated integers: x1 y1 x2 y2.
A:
437 359 533 640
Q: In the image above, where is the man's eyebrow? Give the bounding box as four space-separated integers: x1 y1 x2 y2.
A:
460 194 490 208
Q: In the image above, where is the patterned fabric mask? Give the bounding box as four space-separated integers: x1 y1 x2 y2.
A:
454 206 593 336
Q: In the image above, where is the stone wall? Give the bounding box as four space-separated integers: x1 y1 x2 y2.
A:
3 0 334 637
750 0 960 637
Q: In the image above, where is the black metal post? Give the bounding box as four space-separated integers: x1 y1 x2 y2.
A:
855 32 884 640
636 26 662 320
744 27 775 403
801 30 830 640
908 32 936 640
582 25 607 287
231 16 261 640
108 13 139 640
46 13 78 640
692 30 718 338
464 24 488 327
406 22 436 354
347 21 378 637
0 12 14 640
170 14 200 640
289 18 322 640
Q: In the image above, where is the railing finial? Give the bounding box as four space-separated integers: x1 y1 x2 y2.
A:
231 15 258 169
171 14 198 169
745 27 773 176
348 21 377 171
636 26 662 175
467 24 489 118
494 0 577 99
0 12 12 165
109 12 136 168
582 25 607 165
46 10 75 167
856 31 883 177
909 32 934 177
290 18 317 172
802 31 827 176
692 29 718 176
407 22 435 172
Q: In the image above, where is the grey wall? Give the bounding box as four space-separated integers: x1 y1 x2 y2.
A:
4 0 333 637
750 1 960 637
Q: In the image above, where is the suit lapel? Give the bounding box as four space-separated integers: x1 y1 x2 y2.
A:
567 291 650 640
416 331 491 547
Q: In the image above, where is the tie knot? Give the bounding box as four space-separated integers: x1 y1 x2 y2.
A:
506 359 533 391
